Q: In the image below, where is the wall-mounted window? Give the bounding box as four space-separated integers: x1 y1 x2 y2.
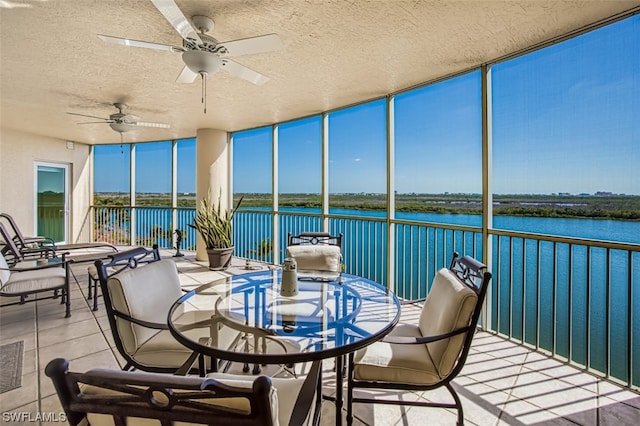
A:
177 138 196 207
491 15 640 241
135 141 172 206
233 127 273 208
394 70 482 226
94 144 131 206
278 116 322 211
328 99 387 216
134 141 172 245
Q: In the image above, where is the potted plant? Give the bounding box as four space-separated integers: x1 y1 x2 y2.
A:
189 191 243 270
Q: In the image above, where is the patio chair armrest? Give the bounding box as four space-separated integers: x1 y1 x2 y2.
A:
20 236 57 248
112 310 169 330
19 245 59 257
104 246 151 264
382 325 470 345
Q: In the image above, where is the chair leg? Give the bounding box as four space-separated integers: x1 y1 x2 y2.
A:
335 355 344 422
314 364 324 426
63 269 71 318
346 353 354 426
87 274 93 300
92 277 99 311
445 382 464 425
198 354 205 377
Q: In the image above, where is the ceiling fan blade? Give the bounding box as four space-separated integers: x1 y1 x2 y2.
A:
150 0 202 45
67 112 109 120
134 122 171 129
176 65 198 83
221 59 270 86
217 34 283 57
97 34 179 52
76 121 112 125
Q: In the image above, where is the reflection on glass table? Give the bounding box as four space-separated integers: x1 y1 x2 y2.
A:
168 270 400 426
168 270 400 366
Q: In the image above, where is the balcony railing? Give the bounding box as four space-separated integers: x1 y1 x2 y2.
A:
91 205 639 390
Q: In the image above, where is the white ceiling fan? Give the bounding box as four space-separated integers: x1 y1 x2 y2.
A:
98 0 284 113
67 102 170 134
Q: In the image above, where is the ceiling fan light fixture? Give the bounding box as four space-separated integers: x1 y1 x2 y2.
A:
182 50 222 74
109 122 135 133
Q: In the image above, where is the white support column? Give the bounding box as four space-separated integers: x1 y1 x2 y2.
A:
196 128 229 261
130 144 136 246
89 145 95 242
387 95 396 291
322 113 329 231
171 140 178 249
482 64 494 331
272 125 280 264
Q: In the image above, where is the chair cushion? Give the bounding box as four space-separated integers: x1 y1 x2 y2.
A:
0 253 10 285
207 372 313 426
131 329 200 369
106 259 183 355
352 323 441 385
418 268 478 378
132 314 239 370
87 264 99 279
0 266 66 295
285 245 341 274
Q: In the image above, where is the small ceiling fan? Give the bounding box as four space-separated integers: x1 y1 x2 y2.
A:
67 102 170 134
97 0 284 113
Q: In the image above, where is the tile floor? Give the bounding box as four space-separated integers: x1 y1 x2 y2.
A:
1 249 639 425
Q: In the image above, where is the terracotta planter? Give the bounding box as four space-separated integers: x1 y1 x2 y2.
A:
206 247 234 270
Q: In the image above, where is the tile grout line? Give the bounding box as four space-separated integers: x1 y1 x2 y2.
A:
491 348 530 426
34 294 42 426
76 267 127 370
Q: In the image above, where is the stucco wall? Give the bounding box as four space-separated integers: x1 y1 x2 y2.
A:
0 127 92 243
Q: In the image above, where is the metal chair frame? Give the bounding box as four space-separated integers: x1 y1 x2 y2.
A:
45 357 323 426
346 252 492 426
0 252 71 317
94 245 206 375
287 231 343 248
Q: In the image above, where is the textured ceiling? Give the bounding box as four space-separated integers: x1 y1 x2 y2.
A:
1 0 639 145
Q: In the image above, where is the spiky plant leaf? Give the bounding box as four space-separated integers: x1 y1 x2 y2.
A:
188 190 243 249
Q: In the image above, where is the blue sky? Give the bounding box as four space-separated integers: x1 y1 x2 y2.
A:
97 15 639 196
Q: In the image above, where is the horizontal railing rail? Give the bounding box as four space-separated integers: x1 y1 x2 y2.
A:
90 204 639 390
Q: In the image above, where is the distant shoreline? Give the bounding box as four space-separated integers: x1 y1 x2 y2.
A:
94 192 640 221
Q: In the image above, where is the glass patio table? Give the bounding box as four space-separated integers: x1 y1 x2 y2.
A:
168 270 400 425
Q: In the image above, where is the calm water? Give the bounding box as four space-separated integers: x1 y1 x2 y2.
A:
396 210 639 244
131 205 639 383
240 207 640 384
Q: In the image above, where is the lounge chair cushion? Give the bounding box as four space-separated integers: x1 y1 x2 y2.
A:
0 253 66 295
0 253 10 285
285 245 341 275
